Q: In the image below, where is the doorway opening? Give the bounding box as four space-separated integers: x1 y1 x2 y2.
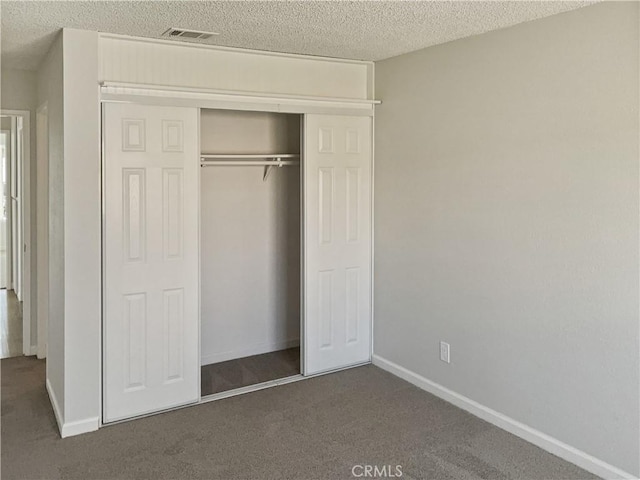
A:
199 109 302 398
0 110 31 359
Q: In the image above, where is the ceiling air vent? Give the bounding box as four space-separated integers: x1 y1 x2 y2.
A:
162 28 219 41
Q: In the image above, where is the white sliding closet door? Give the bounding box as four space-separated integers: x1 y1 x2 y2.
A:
103 103 199 422
303 114 372 375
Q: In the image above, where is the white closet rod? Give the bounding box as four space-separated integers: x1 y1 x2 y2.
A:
200 160 298 167
199 155 300 181
200 156 300 183
200 154 299 159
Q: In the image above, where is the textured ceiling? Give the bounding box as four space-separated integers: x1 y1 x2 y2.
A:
1 1 595 71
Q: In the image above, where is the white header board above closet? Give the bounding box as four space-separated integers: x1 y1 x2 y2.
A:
99 34 374 101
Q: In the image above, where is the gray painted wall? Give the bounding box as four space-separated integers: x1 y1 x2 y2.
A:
36 28 102 430
37 32 65 417
374 2 639 475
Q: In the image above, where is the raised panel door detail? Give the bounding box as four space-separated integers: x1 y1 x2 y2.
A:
163 289 184 383
346 129 360 154
346 168 360 243
345 268 360 344
122 119 146 151
162 120 184 152
319 271 333 349
123 293 147 391
319 168 334 245
162 169 184 260
304 114 372 375
104 103 199 423
123 169 146 263
318 127 334 153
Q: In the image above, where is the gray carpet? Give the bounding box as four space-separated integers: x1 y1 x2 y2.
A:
1 356 597 480
201 347 300 396
0 289 23 359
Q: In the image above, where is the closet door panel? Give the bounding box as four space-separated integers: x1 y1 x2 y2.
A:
103 103 199 422
304 114 372 375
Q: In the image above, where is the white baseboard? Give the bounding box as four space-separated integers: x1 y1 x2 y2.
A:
46 378 99 438
372 354 636 480
59 416 100 438
201 339 300 366
45 378 64 434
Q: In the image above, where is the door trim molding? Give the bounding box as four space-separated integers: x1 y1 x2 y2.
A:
101 81 380 106
100 83 377 117
36 102 49 359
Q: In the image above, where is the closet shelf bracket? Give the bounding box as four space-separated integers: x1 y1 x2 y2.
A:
263 158 284 182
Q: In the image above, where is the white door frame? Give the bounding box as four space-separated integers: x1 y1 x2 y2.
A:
36 103 48 359
0 129 11 291
1 109 32 356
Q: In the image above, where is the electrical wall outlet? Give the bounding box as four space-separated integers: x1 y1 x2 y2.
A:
440 341 450 364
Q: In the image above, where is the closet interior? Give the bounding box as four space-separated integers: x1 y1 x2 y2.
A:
199 109 302 397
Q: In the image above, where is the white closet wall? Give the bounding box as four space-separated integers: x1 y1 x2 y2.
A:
200 110 301 365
